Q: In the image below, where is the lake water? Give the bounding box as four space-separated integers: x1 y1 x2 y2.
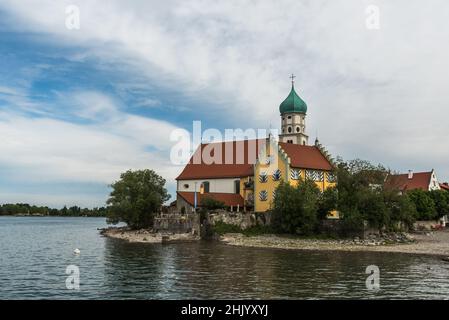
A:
0 216 448 299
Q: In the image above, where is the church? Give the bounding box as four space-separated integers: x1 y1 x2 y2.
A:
176 77 336 213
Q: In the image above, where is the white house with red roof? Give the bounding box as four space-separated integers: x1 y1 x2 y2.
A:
385 170 441 194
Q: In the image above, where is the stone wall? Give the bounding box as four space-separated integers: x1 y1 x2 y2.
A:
207 210 270 229
153 213 200 235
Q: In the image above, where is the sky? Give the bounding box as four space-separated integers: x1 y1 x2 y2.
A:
0 0 448 208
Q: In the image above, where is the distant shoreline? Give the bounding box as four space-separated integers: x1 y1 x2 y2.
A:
0 214 106 218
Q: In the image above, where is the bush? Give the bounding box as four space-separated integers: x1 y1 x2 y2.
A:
200 196 225 210
429 190 449 218
408 189 437 220
212 221 274 236
272 180 320 235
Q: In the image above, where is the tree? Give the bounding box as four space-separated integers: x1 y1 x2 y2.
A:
317 187 338 220
335 158 416 233
408 189 437 221
272 180 320 235
429 190 449 218
200 197 225 210
106 169 170 229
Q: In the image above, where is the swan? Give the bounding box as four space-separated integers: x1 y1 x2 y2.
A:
74 248 81 255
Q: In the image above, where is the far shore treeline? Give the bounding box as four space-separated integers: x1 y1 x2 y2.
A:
0 203 107 217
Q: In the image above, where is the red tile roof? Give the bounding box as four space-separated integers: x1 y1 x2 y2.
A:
176 139 334 180
278 142 333 171
176 139 266 180
440 183 449 191
177 192 244 207
385 172 432 192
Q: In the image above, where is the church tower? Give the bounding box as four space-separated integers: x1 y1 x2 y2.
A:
278 75 309 145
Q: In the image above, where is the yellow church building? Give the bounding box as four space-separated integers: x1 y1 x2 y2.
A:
176 79 336 213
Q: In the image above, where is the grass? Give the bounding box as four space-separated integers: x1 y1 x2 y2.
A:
212 221 274 236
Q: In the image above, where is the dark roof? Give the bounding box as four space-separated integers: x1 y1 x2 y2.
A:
177 192 244 207
440 183 449 191
278 142 333 170
385 172 432 192
176 139 265 180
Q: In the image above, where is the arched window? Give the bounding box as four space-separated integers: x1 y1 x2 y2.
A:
288 126 292 133
202 181 210 193
296 126 300 133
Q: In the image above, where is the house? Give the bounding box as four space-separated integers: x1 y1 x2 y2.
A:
176 78 336 214
440 182 449 191
385 170 441 194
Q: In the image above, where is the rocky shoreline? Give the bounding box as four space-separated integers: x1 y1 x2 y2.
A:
220 230 449 258
99 227 200 243
99 226 449 259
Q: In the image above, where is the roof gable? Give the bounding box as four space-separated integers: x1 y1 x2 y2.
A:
385 171 433 192
278 142 333 171
176 139 266 180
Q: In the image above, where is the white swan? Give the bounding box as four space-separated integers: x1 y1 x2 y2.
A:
74 248 81 255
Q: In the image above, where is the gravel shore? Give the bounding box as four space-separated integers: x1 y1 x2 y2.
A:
100 226 449 258
220 230 449 257
99 227 200 243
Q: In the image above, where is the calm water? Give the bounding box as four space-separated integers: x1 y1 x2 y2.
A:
0 216 449 299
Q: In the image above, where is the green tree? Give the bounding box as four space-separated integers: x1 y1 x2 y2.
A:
200 196 225 210
106 169 170 229
408 189 437 220
317 186 338 220
429 190 449 218
272 180 320 235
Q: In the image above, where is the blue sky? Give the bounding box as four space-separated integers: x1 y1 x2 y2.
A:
0 0 448 208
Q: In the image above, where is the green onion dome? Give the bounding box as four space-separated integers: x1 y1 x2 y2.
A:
279 84 307 114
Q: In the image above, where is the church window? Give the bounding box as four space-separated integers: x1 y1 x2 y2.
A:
287 140 293 143
290 169 301 180
306 170 317 181
272 169 282 181
327 172 337 183
234 180 240 194
259 190 268 201
259 172 268 183
288 126 292 133
296 126 300 133
287 116 291 119
202 181 210 193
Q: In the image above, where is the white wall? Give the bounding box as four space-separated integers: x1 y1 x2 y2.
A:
177 178 240 194
428 171 441 191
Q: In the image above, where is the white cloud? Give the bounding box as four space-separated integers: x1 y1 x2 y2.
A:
0 90 182 201
0 0 449 185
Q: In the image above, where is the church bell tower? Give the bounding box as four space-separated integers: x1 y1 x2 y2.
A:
278 74 309 145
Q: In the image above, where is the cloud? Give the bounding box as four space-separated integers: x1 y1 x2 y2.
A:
0 89 183 206
0 0 448 208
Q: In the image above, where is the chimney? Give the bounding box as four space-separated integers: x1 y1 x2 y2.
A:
408 170 414 179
